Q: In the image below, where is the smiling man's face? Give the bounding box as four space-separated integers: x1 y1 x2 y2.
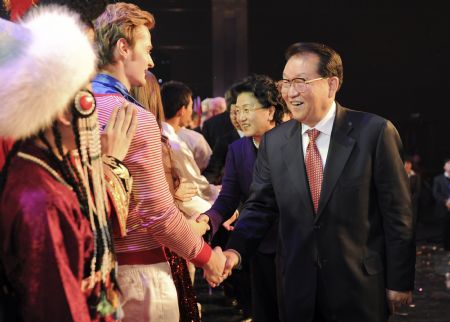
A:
282 53 333 127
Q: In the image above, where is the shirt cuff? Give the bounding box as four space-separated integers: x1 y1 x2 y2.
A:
190 242 212 267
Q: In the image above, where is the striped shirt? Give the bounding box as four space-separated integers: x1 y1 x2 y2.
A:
93 75 211 266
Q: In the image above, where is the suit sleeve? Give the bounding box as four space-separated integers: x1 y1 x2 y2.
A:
374 121 415 291
433 176 448 206
206 145 243 235
226 134 278 262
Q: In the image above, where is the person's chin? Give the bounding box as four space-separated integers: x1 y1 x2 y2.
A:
290 109 306 123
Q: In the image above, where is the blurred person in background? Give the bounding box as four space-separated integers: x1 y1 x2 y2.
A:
202 85 242 185
433 159 450 250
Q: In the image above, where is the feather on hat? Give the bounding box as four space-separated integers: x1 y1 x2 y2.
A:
0 5 96 140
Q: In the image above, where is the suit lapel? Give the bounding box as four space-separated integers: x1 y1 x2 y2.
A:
315 104 355 221
281 121 314 215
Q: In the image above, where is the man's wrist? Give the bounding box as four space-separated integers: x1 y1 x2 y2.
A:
225 249 242 269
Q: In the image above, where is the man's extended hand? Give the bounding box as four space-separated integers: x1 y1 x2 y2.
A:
101 103 138 161
222 250 240 278
203 246 226 287
386 289 412 314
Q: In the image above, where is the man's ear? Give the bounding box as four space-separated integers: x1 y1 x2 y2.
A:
114 38 131 60
268 106 275 121
177 106 187 117
328 76 340 98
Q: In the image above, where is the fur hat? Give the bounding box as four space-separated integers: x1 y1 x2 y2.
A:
0 5 96 140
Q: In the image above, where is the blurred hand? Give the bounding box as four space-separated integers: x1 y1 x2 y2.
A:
174 180 197 201
222 210 239 231
188 219 210 236
101 103 137 161
446 199 450 210
386 289 412 314
222 250 240 279
203 246 226 287
196 213 210 224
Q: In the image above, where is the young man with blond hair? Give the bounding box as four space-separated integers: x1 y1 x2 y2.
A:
92 3 225 321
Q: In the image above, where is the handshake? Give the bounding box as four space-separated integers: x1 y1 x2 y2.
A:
202 246 240 287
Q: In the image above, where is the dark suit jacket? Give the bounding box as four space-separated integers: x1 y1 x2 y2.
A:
432 174 450 218
201 111 234 149
227 104 415 322
206 137 277 253
202 129 240 185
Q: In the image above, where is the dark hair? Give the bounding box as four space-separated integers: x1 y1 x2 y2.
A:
404 155 413 163
224 83 238 112
285 42 344 90
160 81 193 120
234 74 287 125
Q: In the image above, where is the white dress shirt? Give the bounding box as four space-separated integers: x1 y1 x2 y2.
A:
177 127 212 171
162 122 219 217
301 101 336 169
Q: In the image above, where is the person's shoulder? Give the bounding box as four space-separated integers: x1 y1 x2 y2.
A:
265 119 300 140
340 105 388 129
229 136 250 150
179 127 203 140
5 159 75 213
203 111 230 127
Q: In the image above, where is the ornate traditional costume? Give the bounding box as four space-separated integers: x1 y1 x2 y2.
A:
0 6 130 321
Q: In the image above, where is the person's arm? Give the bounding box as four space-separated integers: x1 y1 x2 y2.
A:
192 134 212 171
125 108 212 264
204 145 243 236
169 137 216 202
224 134 278 269
373 121 415 308
101 103 137 237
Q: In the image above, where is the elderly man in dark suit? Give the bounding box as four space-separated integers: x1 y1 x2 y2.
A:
219 43 415 322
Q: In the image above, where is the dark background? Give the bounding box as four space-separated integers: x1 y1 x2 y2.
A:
2 0 449 176
135 0 450 178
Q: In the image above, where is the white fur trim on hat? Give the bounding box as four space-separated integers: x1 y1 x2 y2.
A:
0 5 96 140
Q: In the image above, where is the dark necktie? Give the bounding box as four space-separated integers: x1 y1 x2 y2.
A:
305 129 323 213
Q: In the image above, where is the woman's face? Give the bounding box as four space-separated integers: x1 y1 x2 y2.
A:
229 103 242 131
235 92 275 138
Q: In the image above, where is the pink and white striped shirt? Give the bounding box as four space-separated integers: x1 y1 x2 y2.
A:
95 92 211 266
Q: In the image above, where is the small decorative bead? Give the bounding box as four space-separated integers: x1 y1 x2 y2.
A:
80 94 94 111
